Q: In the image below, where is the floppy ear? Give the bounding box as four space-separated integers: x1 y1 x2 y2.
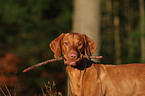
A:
82 35 97 55
49 33 65 58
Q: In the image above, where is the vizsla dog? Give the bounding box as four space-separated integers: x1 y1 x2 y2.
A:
50 33 145 96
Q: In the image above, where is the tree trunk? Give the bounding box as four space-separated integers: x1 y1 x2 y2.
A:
113 1 121 64
124 0 134 63
139 0 145 62
72 0 101 56
106 0 112 26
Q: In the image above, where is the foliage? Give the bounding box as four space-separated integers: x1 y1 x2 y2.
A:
0 0 71 95
100 0 143 64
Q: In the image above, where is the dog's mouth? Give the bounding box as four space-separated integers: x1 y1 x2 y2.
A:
64 54 83 66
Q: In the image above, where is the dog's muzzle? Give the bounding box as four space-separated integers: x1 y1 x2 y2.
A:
64 54 83 66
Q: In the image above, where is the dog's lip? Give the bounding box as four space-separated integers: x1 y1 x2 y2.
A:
64 54 83 66
65 60 76 66
64 57 82 66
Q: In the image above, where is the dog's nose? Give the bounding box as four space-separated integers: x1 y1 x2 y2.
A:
69 54 77 60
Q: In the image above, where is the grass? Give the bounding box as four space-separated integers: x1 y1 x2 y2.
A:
0 83 13 96
41 81 62 96
0 81 62 96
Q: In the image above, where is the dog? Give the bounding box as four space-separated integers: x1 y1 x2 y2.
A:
50 33 145 96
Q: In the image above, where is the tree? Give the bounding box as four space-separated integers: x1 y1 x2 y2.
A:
113 1 121 64
72 0 101 56
139 0 145 62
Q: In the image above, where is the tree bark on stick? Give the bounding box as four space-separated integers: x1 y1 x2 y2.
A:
23 55 102 72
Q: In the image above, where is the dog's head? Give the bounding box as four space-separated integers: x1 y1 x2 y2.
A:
49 33 97 66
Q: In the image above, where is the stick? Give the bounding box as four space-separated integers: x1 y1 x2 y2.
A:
23 55 102 73
23 57 64 73
83 55 103 59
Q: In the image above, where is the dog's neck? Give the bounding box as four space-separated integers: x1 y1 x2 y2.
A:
65 59 93 95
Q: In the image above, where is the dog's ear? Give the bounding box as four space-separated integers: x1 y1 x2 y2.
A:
49 33 65 58
82 35 97 55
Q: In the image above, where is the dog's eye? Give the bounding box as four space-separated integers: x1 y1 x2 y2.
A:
64 41 69 45
78 42 82 46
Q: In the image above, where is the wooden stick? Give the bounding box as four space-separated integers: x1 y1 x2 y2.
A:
23 55 102 73
83 55 103 59
23 57 64 73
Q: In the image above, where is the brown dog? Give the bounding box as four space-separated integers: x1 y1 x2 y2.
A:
50 33 145 96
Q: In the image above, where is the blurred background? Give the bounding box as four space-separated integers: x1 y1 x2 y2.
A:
0 0 144 95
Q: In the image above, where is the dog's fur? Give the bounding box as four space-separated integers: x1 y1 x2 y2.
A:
50 33 145 96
